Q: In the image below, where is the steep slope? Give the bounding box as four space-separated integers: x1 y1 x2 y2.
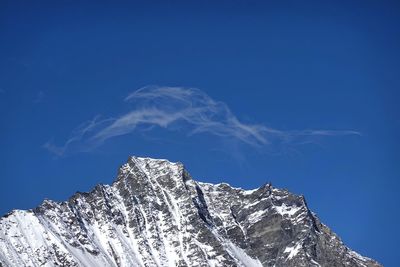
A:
0 156 381 267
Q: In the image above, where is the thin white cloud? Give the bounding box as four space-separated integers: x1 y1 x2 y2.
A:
44 116 113 156
44 86 360 156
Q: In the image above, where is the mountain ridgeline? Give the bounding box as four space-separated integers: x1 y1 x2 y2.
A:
0 156 381 266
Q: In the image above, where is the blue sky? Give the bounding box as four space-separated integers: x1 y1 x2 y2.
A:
0 1 399 266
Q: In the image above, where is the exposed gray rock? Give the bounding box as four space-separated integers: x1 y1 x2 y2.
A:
0 156 381 267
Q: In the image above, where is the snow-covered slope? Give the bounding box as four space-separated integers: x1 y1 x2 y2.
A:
0 156 381 267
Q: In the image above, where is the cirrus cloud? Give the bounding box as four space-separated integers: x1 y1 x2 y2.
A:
44 86 360 156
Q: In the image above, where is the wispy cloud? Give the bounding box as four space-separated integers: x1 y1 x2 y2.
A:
43 116 113 156
44 86 360 156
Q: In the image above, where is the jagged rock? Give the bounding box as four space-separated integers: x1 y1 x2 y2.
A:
0 156 381 267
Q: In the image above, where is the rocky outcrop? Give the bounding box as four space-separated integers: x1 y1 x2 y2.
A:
0 156 381 266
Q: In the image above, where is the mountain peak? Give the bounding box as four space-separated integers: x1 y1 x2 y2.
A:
0 156 381 267
115 155 188 192
128 155 182 168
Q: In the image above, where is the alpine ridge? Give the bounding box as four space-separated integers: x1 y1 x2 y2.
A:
0 156 381 267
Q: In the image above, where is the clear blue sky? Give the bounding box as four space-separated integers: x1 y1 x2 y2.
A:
1 1 399 266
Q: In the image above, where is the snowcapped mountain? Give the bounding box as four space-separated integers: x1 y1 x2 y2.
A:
0 156 381 267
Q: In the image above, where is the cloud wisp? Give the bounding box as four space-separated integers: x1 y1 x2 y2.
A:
44 86 360 156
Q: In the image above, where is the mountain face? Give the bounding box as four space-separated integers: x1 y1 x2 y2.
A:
0 157 381 267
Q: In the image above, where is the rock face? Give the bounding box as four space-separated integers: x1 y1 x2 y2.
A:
0 156 381 267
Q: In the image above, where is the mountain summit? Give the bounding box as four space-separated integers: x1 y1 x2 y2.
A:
0 156 381 266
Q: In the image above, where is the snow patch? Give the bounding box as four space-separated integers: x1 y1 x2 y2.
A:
284 242 302 260
226 241 263 267
275 203 301 217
